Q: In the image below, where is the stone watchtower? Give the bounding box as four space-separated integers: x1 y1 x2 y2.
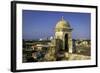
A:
55 16 73 53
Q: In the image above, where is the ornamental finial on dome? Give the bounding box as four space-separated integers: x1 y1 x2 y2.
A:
61 16 64 21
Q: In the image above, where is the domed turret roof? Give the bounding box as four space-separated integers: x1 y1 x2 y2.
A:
55 16 70 29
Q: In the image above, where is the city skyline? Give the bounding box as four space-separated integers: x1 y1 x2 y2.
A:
22 10 91 40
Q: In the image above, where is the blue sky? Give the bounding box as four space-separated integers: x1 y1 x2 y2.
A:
22 10 91 40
